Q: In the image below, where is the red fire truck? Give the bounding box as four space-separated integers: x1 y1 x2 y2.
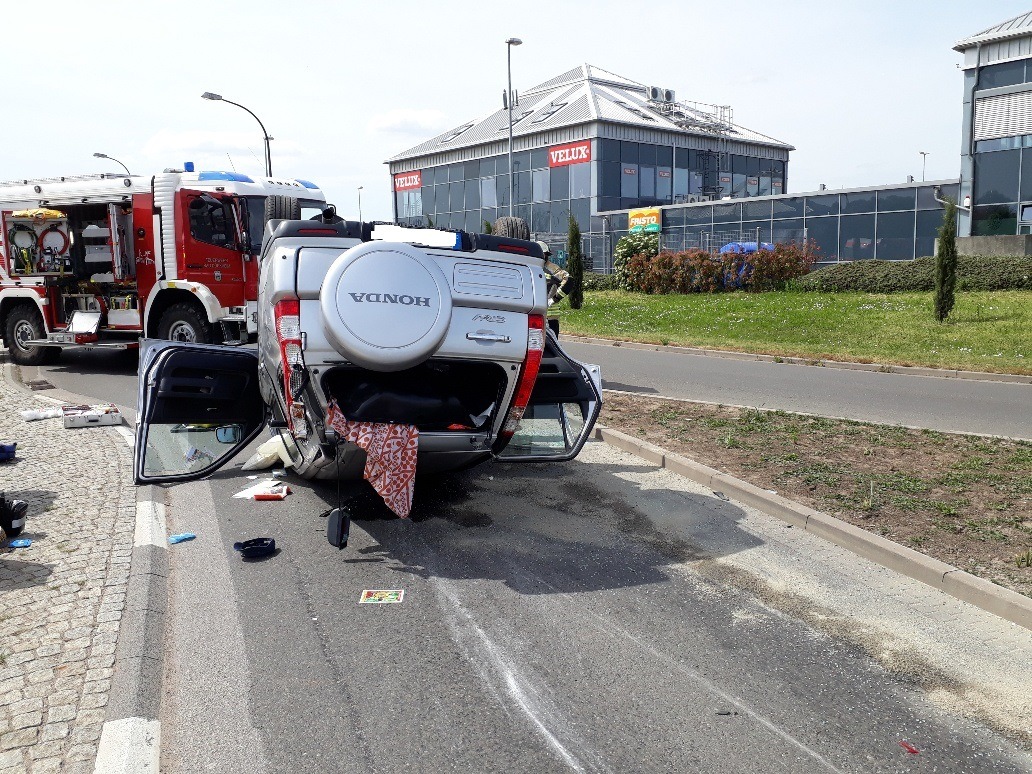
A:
0 168 326 365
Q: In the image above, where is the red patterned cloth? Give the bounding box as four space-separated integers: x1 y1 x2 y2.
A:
325 401 419 518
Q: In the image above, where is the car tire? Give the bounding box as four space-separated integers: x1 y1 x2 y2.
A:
157 302 214 344
492 216 530 240
265 195 301 223
4 303 59 365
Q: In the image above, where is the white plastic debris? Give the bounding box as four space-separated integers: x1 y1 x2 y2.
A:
240 435 294 471
20 407 63 421
233 479 287 499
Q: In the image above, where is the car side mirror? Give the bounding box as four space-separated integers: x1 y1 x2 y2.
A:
216 425 243 444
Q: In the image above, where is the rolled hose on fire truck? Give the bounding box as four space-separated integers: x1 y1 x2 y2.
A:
37 224 69 255
7 224 37 272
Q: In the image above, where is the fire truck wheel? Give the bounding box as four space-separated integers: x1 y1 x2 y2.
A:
4 304 59 366
264 195 301 222
492 216 530 240
158 303 214 344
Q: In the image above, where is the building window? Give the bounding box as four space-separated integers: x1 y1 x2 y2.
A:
640 166 656 199
514 170 532 205
841 190 876 214
806 216 839 260
621 164 638 198
481 178 497 209
977 59 1026 90
532 102 567 123
972 204 1018 235
805 195 839 217
657 167 672 201
570 163 591 199
532 169 550 202
441 123 474 143
550 165 570 200
877 189 915 212
875 211 915 260
974 149 1020 204
600 163 621 199
840 214 875 259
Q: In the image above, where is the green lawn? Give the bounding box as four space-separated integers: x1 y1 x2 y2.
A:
553 290 1032 374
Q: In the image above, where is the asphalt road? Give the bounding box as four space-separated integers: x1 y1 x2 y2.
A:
23 350 1032 772
561 341 1032 440
155 441 1029 773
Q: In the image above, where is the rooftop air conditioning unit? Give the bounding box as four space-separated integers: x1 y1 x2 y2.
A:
647 86 662 101
663 89 676 103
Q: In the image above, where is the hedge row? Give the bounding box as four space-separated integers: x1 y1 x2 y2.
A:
582 272 621 291
624 243 817 294
798 255 1032 292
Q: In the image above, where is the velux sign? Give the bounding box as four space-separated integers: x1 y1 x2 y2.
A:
548 140 591 168
393 171 422 191
628 208 662 233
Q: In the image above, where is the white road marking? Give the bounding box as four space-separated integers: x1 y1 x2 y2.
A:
524 568 846 774
93 717 160 774
433 578 604 773
114 424 135 447
134 500 167 549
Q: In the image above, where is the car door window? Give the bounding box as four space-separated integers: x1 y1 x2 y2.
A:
135 343 265 483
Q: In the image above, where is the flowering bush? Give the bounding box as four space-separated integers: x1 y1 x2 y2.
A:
613 232 659 290
622 241 818 294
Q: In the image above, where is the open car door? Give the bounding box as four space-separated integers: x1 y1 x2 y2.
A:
134 340 266 484
494 331 602 462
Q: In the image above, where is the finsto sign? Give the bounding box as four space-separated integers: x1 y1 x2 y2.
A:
393 171 422 191
548 140 592 168
628 208 662 233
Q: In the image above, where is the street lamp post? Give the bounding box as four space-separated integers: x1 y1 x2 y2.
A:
919 151 929 182
93 152 130 176
357 186 363 222
505 37 522 217
201 92 273 177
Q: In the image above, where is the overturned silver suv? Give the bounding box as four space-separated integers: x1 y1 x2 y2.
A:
133 203 602 502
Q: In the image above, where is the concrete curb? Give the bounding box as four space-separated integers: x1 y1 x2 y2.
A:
595 425 1032 631
2 355 164 773
565 335 1032 385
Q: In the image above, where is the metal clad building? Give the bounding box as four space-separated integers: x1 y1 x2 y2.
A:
955 11 1032 237
386 65 793 263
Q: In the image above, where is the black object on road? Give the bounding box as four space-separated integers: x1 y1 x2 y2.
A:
233 537 276 559
0 493 28 538
326 508 349 549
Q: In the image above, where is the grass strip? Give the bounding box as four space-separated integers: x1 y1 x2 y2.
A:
601 392 1032 597
555 290 1031 374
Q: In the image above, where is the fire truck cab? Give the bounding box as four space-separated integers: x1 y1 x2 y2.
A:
0 168 326 365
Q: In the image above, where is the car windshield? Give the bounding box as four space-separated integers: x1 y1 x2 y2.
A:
244 197 326 254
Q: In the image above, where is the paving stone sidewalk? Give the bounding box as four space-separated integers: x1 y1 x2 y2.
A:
0 361 136 773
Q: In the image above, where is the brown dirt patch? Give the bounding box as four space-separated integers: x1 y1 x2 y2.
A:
601 392 1032 596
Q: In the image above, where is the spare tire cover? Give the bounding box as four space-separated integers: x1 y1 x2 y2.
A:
320 242 452 372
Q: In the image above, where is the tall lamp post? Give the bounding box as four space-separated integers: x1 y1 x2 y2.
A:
357 186 364 222
93 152 130 176
919 151 929 182
201 92 273 177
505 37 522 217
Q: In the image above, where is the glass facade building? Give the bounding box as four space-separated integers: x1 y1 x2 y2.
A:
387 65 792 267
597 181 959 271
955 13 1032 237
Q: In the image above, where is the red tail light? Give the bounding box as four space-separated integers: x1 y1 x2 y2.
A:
274 299 307 436
499 313 545 441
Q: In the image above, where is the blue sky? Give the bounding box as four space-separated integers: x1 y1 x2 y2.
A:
3 1 1028 219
